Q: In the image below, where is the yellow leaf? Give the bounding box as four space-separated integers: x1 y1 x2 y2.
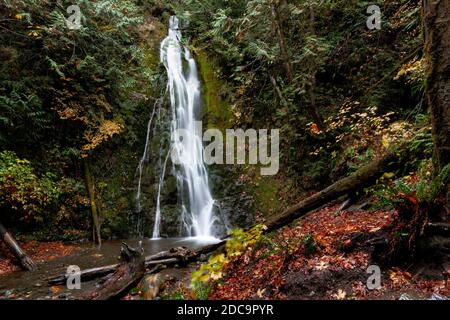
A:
210 272 223 280
199 274 210 283
382 172 395 180
209 254 226 264
82 120 123 152
256 288 266 298
335 289 347 300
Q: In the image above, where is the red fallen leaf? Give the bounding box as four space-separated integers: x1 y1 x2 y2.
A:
342 239 353 250
398 192 418 205
51 286 61 295
211 205 395 300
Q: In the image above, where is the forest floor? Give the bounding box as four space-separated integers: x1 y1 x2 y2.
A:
157 203 449 300
206 203 449 300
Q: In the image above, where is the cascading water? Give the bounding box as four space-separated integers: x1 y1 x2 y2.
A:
152 150 170 239
136 98 162 214
151 16 218 240
135 97 162 236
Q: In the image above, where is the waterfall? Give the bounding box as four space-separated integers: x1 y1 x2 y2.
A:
135 97 162 236
136 98 161 214
152 149 170 239
152 16 218 240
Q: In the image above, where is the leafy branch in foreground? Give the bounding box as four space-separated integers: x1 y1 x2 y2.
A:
190 225 266 299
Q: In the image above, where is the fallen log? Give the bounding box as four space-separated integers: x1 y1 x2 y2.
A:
79 242 145 300
47 149 405 292
48 263 121 285
48 253 177 285
264 151 401 232
48 152 401 286
0 221 35 271
48 243 225 285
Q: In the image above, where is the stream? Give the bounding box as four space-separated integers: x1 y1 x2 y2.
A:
0 238 213 300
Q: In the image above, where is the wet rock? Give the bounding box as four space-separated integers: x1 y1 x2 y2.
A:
58 293 67 299
1 290 15 299
399 293 448 300
430 293 449 300
399 293 416 300
140 274 163 300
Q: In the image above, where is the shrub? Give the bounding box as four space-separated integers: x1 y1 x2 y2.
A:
190 225 266 299
0 151 60 223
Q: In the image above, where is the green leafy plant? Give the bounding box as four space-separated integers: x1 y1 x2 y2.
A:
372 157 450 208
190 225 266 299
0 151 60 222
303 233 318 257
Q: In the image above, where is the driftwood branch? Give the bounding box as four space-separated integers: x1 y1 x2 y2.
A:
334 197 353 215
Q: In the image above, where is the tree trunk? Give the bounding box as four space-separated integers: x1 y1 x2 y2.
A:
270 1 293 82
0 221 35 271
307 2 324 128
423 0 450 210
83 159 102 247
270 74 288 106
423 0 450 174
264 151 401 232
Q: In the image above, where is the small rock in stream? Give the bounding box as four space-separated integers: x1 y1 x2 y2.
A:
140 274 163 300
430 293 448 300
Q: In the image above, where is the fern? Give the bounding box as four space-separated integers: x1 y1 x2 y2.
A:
418 163 450 202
